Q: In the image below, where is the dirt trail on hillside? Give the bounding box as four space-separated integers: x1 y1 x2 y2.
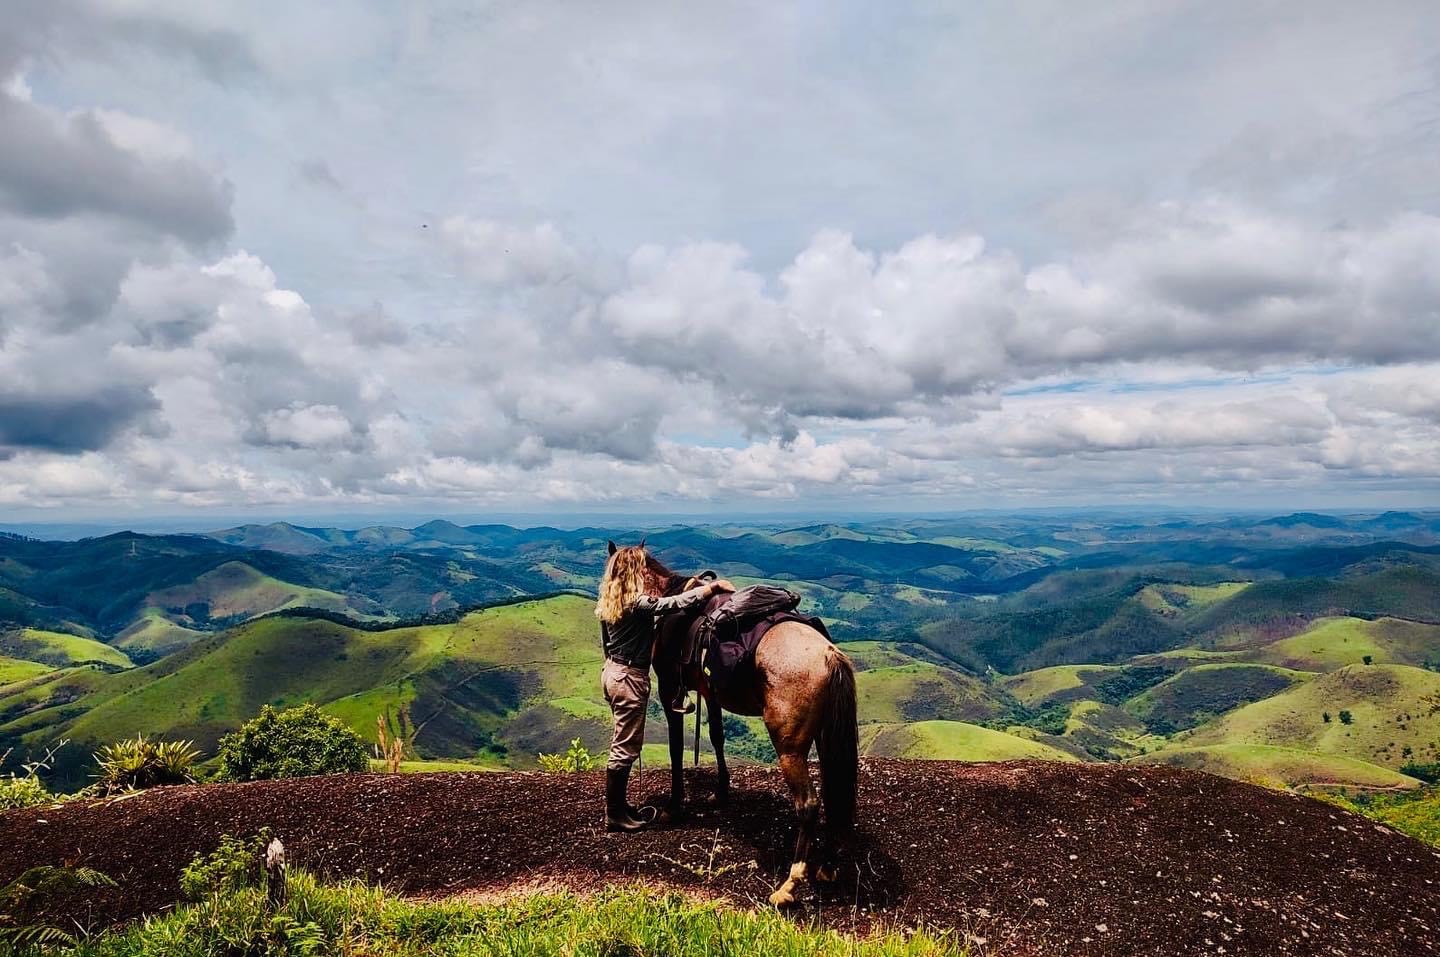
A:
3 760 1437 956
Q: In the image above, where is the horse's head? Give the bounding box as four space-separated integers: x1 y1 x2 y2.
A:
606 538 684 597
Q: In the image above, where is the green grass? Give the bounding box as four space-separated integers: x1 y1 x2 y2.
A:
65 618 450 747
1323 788 1440 847
0 654 52 687
370 758 505 773
0 624 133 667
1132 743 1421 790
113 609 206 656
146 561 362 623
1124 663 1312 734
861 720 1079 762
64 874 966 957
1136 582 1251 615
1000 664 1122 708
855 662 1015 725
0 596 617 786
0 628 131 669
1183 664 1440 769
1243 616 1440 671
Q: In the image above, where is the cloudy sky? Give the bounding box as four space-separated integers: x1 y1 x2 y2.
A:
1 1 1438 520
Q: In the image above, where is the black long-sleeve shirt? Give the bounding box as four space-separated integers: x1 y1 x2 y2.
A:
600 585 712 668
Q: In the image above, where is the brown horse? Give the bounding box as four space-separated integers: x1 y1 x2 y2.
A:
631 545 858 907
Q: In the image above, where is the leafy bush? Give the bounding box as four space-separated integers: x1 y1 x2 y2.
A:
0 774 51 811
723 715 779 763
1338 709 1354 725
216 704 369 782
537 738 596 773
180 830 273 901
1324 788 1440 848
1401 762 1440 785
93 736 201 794
0 742 64 810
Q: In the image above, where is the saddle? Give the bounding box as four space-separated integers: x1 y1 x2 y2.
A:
679 584 829 692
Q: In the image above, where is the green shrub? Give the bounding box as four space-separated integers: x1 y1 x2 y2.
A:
537 738 596 773
1338 710 1354 725
1401 762 1440 785
0 741 65 810
216 704 369 782
0 774 51 811
93 737 200 794
180 830 273 901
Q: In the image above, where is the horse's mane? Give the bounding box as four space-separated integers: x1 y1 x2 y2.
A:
642 550 689 596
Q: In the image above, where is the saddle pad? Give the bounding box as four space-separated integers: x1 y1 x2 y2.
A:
702 610 831 691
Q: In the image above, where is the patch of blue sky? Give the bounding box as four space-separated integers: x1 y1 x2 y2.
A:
1005 365 1355 398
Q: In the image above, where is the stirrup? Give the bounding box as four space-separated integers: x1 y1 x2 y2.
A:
670 692 696 715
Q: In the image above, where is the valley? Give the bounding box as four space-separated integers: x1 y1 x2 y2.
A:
4 510 1440 794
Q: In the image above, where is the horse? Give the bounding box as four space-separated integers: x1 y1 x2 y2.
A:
619 542 858 908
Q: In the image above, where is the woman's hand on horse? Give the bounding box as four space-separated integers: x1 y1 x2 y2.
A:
710 579 737 595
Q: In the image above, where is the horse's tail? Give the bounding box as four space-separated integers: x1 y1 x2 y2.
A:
817 647 858 831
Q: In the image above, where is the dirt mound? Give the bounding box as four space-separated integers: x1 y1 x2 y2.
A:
4 759 1438 956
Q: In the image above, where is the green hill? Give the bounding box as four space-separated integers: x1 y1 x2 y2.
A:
1241 616 1440 671
853 655 1017 724
1001 664 1123 708
1182 664 1440 769
1134 736 1416 788
145 561 363 625
0 655 52 687
1124 663 1312 734
113 609 207 657
0 596 615 787
0 627 132 669
1131 744 1420 791
861 720 1079 762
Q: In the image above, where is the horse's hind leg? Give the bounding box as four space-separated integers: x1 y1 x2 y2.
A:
768 747 818 907
706 697 729 805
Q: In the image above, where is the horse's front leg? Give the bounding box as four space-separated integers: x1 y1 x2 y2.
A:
706 695 729 805
660 709 687 822
769 749 818 907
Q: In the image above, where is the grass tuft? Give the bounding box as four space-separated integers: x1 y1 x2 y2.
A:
62 873 967 956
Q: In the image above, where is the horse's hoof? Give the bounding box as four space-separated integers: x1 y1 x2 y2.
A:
713 788 729 807
814 865 838 884
768 886 797 908
656 804 686 825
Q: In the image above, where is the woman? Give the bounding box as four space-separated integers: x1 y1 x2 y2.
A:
595 541 733 832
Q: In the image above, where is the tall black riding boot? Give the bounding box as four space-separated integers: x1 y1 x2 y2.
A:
605 766 652 832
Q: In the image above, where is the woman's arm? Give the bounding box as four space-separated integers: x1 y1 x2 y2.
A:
634 579 733 616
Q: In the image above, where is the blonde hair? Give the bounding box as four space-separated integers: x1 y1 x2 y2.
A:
595 546 649 624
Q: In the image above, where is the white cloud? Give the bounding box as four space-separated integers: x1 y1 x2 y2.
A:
2 1 1439 514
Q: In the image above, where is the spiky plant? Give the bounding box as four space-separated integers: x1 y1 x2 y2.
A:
153 739 203 782
93 735 200 794
0 865 115 952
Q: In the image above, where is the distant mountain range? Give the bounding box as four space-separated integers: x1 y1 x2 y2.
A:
3 510 1440 791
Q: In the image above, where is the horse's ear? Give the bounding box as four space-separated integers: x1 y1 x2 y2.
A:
607 540 617 556
638 536 647 549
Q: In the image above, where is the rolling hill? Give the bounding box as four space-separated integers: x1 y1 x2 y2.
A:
1179 664 1440 769
1131 743 1420 791
4 512 1440 795
860 719 1079 761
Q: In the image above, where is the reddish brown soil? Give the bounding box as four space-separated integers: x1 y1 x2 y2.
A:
3 759 1438 956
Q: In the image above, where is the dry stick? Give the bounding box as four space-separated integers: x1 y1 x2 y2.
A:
265 838 287 910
